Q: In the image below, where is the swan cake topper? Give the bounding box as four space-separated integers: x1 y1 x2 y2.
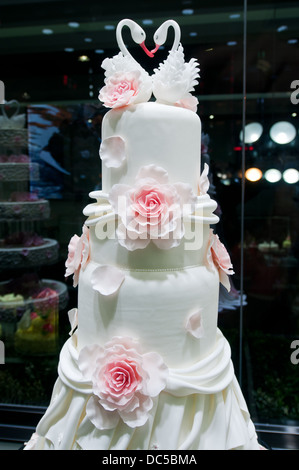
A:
99 19 200 112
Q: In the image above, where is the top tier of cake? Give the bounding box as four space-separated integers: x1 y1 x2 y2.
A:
100 102 201 194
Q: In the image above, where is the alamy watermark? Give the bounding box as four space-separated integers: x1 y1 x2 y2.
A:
93 198 204 251
290 80 299 104
290 340 299 365
0 80 4 104
0 340 4 364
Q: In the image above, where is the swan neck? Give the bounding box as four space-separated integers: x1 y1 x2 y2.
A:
116 19 133 57
168 20 181 51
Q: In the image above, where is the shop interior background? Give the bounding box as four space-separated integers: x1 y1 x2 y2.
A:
0 0 298 450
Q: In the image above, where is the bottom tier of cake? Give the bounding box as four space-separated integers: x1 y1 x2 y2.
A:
24 330 260 450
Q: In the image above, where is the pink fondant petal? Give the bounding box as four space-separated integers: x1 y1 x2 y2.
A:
185 310 204 339
100 135 126 168
91 265 125 296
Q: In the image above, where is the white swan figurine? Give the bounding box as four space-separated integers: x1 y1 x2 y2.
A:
151 20 200 108
100 19 153 105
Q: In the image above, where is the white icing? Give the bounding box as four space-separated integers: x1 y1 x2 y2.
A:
101 102 201 194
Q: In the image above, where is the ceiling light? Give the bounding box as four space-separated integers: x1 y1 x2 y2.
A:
245 168 263 182
78 55 90 62
64 48 74 52
95 49 105 54
84 38 92 42
68 22 80 28
264 169 282 183
104 25 115 30
288 39 298 44
292 112 297 117
283 169 299 184
189 32 197 37
142 19 153 25
270 121 296 144
240 122 263 143
227 41 237 46
42 28 53 35
182 9 194 15
229 14 241 19
277 25 288 32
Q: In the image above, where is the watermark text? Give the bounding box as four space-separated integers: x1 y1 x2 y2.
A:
0 340 5 364
0 80 4 104
290 80 299 105
290 340 299 365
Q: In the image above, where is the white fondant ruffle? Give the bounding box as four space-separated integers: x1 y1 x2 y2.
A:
24 330 260 450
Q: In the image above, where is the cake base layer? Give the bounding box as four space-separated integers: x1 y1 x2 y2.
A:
24 330 260 450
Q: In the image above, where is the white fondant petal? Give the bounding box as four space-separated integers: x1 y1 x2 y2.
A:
91 265 125 296
136 164 169 184
219 271 231 292
108 184 131 211
86 395 119 430
78 344 103 379
142 352 169 397
119 395 153 428
100 136 126 168
198 163 210 195
68 308 78 336
173 182 197 210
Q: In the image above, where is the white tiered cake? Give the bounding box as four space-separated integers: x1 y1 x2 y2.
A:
24 19 260 450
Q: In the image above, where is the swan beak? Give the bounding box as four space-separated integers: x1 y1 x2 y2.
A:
151 44 160 54
140 41 155 57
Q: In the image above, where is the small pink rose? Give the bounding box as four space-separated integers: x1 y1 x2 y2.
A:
206 230 234 291
65 225 91 287
99 71 142 109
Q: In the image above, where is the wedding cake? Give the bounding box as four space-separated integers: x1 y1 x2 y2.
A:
24 19 260 450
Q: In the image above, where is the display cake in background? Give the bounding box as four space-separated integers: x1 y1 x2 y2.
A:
24 19 261 450
0 100 67 355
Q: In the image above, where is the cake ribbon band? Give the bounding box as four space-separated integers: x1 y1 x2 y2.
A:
58 329 235 397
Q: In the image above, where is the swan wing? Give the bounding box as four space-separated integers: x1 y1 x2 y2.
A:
153 45 200 103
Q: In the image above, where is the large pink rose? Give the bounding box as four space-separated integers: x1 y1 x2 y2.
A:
206 229 234 291
78 337 168 429
65 225 90 287
99 71 142 109
109 164 197 251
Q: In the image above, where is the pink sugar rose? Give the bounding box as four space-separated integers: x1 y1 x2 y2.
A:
206 229 234 291
99 71 142 109
65 225 90 287
109 164 197 251
78 337 168 429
